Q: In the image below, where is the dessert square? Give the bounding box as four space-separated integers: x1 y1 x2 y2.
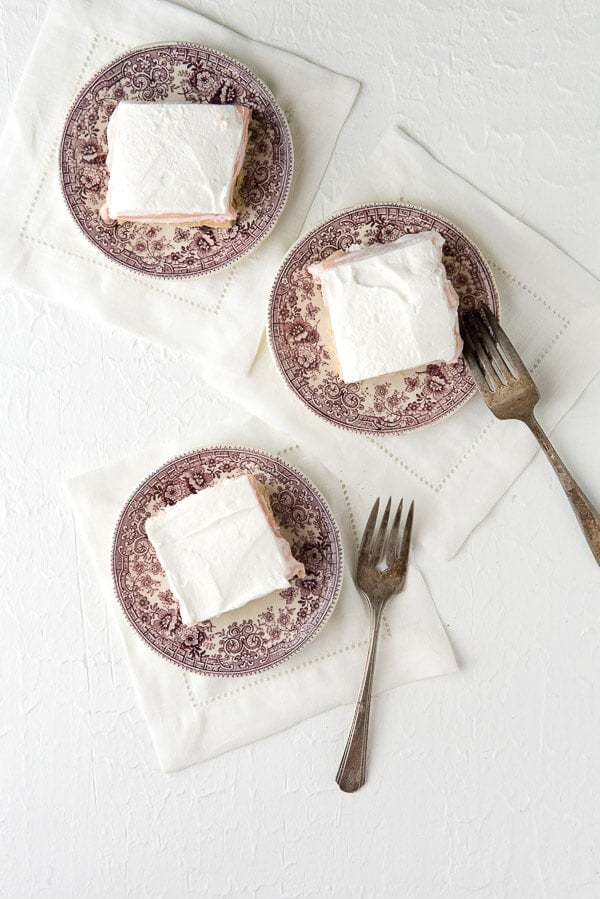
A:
101 101 250 226
145 474 304 623
309 230 463 382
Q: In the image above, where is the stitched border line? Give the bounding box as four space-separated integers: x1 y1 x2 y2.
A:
340 482 359 548
183 637 370 709
365 436 437 490
488 260 572 373
488 260 570 324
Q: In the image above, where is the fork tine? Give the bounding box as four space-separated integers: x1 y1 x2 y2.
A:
462 314 503 391
397 500 414 573
481 305 530 378
469 309 513 384
371 497 391 563
358 497 380 562
386 499 403 565
462 327 493 397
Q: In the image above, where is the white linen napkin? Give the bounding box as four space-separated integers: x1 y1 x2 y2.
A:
67 416 457 771
201 126 600 560
0 0 358 375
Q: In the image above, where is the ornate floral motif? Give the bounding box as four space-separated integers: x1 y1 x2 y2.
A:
268 204 499 434
60 43 293 278
111 448 343 675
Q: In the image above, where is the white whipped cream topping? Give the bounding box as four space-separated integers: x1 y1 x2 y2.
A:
311 230 462 382
105 102 246 220
145 475 296 624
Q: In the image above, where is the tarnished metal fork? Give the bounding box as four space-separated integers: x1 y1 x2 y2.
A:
461 305 600 564
336 497 414 793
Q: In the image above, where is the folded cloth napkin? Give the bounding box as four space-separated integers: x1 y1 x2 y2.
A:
201 126 600 560
0 0 358 376
67 416 457 771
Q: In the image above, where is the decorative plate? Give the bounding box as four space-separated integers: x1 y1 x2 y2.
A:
111 447 343 675
60 43 293 278
268 203 499 435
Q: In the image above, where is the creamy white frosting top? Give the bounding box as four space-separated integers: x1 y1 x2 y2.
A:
310 230 462 383
145 474 298 624
105 102 246 220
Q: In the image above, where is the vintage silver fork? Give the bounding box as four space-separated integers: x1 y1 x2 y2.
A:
461 305 600 564
336 497 414 793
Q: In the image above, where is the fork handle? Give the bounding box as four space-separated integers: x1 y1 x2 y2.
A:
336 603 384 793
526 415 600 565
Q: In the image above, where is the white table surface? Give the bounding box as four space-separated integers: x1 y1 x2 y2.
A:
2 1 600 896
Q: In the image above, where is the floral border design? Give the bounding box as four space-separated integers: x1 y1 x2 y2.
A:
268 203 499 434
60 43 293 278
111 447 343 675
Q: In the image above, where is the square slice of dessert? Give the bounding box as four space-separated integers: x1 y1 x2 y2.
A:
101 101 250 227
308 230 463 382
145 473 305 624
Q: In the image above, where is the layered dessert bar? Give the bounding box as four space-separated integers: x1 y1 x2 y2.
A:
308 230 463 382
145 474 305 623
101 101 250 226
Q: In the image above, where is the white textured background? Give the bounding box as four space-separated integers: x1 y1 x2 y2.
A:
2 1 600 896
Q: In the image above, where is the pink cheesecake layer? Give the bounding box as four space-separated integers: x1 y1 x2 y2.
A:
246 474 305 582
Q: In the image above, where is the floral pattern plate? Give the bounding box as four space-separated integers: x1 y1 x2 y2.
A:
268 203 499 435
111 447 343 675
60 43 293 278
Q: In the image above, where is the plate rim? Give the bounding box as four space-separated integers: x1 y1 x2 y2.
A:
267 201 500 436
110 444 345 677
59 40 294 279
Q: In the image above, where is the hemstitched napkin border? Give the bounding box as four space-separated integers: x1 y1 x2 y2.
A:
66 417 457 771
0 0 360 374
